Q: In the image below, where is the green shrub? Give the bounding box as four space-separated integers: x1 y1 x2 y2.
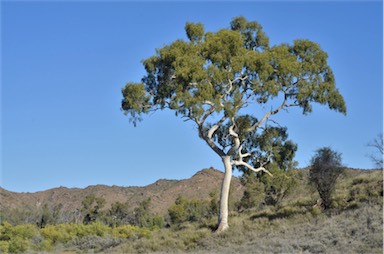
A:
8 236 29 254
0 241 9 254
41 224 72 244
111 225 150 239
132 198 165 229
81 195 106 225
168 196 212 225
12 224 39 240
88 222 110 237
238 165 298 211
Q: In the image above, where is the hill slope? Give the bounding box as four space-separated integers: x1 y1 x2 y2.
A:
0 168 244 220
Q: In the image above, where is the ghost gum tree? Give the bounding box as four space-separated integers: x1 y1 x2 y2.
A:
121 17 346 232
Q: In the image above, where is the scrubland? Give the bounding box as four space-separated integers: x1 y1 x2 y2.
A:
0 169 382 253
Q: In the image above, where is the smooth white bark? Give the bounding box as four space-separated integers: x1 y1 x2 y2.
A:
217 155 232 232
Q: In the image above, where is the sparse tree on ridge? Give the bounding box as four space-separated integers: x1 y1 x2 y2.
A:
367 133 383 169
121 17 346 231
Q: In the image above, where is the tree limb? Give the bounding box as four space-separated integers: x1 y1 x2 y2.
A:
232 159 273 177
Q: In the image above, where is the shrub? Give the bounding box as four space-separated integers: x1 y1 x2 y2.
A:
68 235 122 251
309 147 344 210
106 201 131 227
168 196 212 225
238 165 298 211
41 224 72 244
0 241 9 254
8 236 29 254
111 225 151 239
81 195 106 225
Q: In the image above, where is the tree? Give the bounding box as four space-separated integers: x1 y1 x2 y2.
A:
367 133 383 168
309 147 344 210
121 16 346 231
106 201 131 227
37 203 63 228
132 198 164 228
81 195 106 225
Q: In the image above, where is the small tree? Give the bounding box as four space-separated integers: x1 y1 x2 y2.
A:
367 133 383 169
121 16 346 231
106 201 131 227
133 198 164 228
81 195 106 225
309 147 343 210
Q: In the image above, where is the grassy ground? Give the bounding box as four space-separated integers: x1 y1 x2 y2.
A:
107 204 382 254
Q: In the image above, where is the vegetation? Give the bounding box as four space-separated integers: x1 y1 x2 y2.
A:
121 16 346 231
367 133 383 168
0 168 382 253
238 163 299 211
168 196 217 226
81 195 106 225
309 147 344 210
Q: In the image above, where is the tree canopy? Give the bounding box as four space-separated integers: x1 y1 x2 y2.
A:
122 16 345 162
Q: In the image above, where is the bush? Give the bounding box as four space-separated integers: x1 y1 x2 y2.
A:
8 237 29 254
111 225 151 239
0 241 9 254
309 147 344 210
238 165 298 211
81 195 106 225
168 197 213 225
68 235 122 251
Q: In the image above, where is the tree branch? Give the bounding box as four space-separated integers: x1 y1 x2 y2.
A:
247 94 288 132
227 118 241 155
233 159 273 177
231 145 273 176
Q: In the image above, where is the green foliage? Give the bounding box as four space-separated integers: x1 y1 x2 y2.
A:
185 22 204 43
168 196 216 225
105 201 131 227
37 203 62 228
309 147 344 210
238 165 298 210
122 15 346 140
0 240 9 254
0 223 38 254
121 83 151 126
0 222 152 253
131 198 164 229
81 194 106 225
111 225 151 239
238 176 265 210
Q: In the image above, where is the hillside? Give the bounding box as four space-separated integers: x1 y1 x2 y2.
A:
0 168 382 254
0 168 244 219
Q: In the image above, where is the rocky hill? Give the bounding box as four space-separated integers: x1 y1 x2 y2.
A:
0 168 245 220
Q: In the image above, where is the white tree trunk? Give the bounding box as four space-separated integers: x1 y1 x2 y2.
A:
217 155 232 232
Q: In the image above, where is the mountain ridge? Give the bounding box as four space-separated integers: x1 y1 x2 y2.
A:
0 168 245 220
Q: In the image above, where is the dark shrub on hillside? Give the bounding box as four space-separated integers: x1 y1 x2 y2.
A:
309 147 344 210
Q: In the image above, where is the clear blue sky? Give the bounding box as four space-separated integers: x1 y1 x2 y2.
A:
1 1 382 193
